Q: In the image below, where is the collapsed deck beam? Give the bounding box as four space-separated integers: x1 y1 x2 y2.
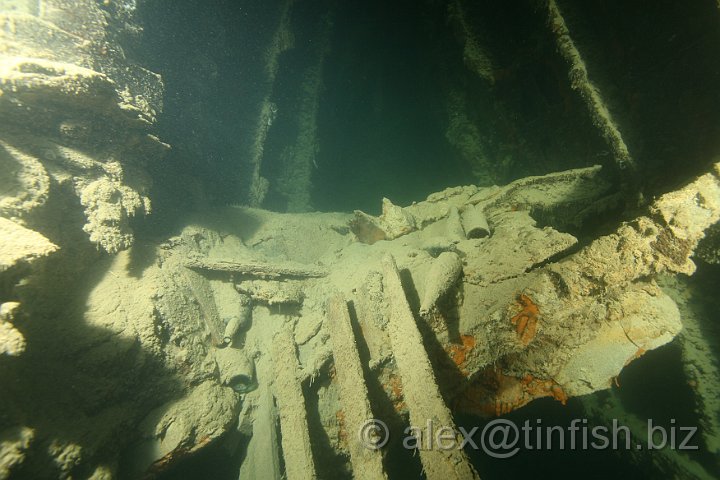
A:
184 257 327 279
272 326 317 480
382 254 480 480
327 294 388 480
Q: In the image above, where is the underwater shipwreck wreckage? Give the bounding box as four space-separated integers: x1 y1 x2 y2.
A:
2 0 720 479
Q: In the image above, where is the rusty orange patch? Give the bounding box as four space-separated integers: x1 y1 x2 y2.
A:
336 409 348 446
510 294 539 345
385 374 406 413
445 334 476 375
624 347 646 367
454 368 567 417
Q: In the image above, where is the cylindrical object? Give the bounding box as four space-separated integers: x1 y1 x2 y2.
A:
215 347 257 393
461 204 491 238
419 251 463 316
222 293 252 345
446 206 466 241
